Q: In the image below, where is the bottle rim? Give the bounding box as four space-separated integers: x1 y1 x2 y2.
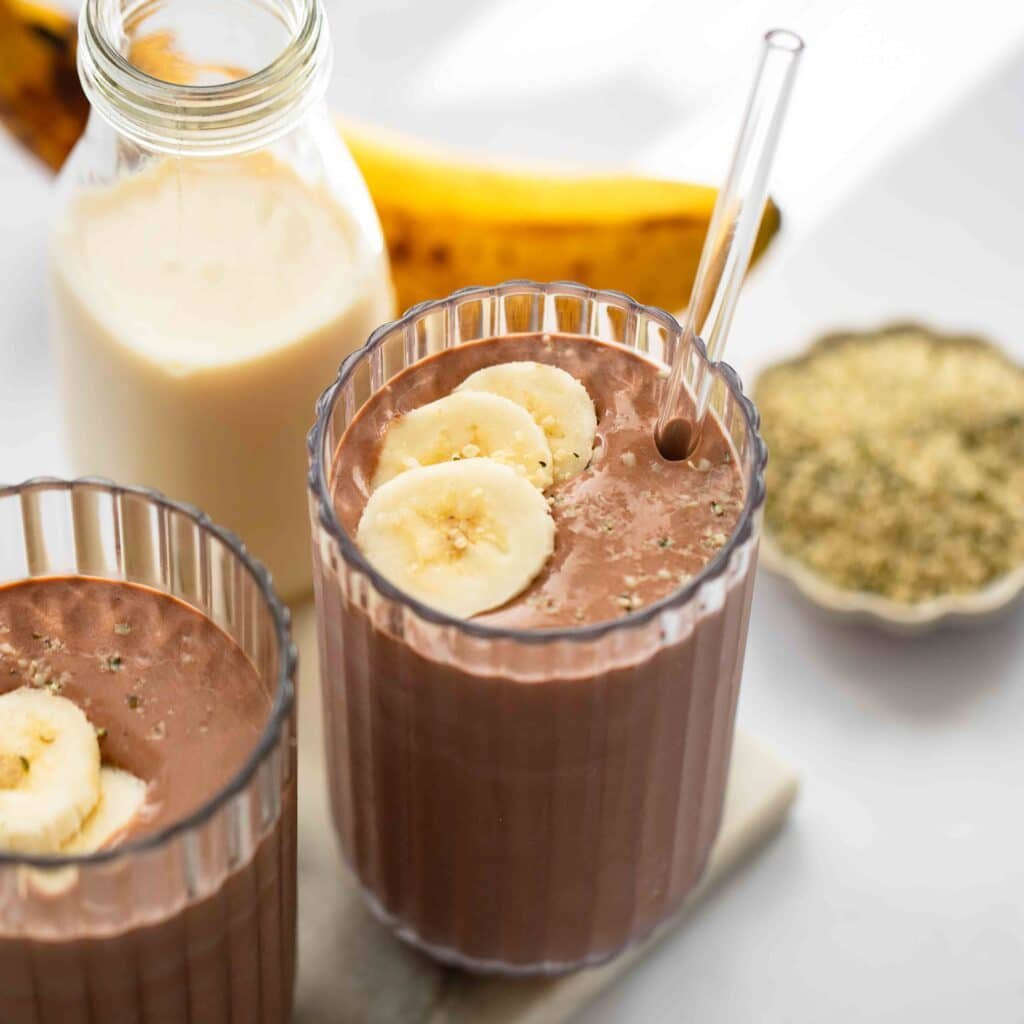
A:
77 0 332 156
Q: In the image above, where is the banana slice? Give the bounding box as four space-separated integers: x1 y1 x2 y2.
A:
63 766 147 855
358 459 555 618
456 361 597 483
372 391 554 491
0 688 101 854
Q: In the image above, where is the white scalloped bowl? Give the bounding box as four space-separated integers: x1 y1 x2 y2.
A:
760 533 1024 635
755 323 1024 635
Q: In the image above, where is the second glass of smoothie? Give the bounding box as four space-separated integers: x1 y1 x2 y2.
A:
308 281 766 973
0 479 297 1022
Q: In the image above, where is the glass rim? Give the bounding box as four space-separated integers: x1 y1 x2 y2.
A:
307 280 768 645
0 476 297 870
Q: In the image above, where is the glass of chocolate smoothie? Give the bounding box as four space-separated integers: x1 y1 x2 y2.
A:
0 478 297 1023
308 281 766 974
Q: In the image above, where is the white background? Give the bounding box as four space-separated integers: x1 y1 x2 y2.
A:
2 1 1024 1021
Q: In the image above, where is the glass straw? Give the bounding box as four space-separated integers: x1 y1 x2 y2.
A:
656 28 804 460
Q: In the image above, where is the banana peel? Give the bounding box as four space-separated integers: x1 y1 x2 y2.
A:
341 118 780 313
0 0 781 313
0 0 86 172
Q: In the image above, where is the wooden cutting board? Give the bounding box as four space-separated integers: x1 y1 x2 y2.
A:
289 603 798 1023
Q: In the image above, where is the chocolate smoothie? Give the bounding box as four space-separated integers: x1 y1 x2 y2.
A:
333 334 744 627
0 576 297 1023
313 327 761 972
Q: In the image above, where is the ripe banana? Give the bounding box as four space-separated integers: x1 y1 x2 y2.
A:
358 458 555 619
0 0 781 313
0 0 86 172
456 361 597 483
63 766 147 855
373 391 554 491
0 687 101 854
341 117 780 313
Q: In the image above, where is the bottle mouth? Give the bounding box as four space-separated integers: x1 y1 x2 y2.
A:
78 0 331 156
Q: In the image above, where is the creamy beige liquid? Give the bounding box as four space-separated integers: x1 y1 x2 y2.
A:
50 155 394 599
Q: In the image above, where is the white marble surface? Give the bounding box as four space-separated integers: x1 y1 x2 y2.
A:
2 2 1024 1021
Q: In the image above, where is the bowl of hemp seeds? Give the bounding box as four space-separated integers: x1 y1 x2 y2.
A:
754 323 1024 633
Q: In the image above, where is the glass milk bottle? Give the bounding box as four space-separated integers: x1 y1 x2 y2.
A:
50 0 394 600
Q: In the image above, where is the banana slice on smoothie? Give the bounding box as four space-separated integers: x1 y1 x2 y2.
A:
64 766 147 855
456 362 598 482
372 391 554 491
358 459 555 618
0 687 101 854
